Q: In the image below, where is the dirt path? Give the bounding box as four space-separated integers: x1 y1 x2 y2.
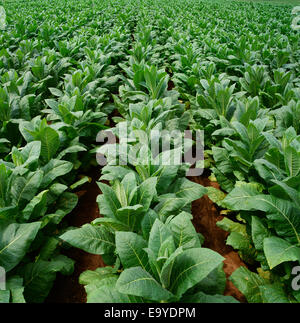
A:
46 168 104 303
191 174 247 302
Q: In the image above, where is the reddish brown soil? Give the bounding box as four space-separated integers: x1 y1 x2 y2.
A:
46 168 105 303
168 79 175 90
191 175 247 303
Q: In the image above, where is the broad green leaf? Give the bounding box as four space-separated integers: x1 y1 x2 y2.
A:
79 267 118 286
39 237 60 260
137 177 157 211
191 263 227 296
263 237 300 269
49 254 75 276
259 283 291 303
41 192 78 227
11 171 43 206
229 267 268 303
115 231 148 270
92 218 130 231
157 236 176 266
169 248 224 297
160 246 184 289
0 206 18 221
23 255 74 303
224 189 300 245
168 211 201 249
0 221 41 272
97 182 121 218
206 186 226 206
48 88 63 97
181 291 239 303
251 217 270 251
86 277 141 303
100 166 134 182
141 209 158 241
154 197 186 221
60 224 115 255
45 98 59 110
55 192 78 216
116 267 174 301
155 165 180 195
21 141 41 168
112 180 128 207
49 183 68 196
270 180 300 208
120 172 137 206
252 195 300 245
221 181 262 210
148 219 173 258
39 127 60 163
21 190 48 221
171 178 207 203
217 217 247 235
41 159 73 188
226 232 252 252
57 145 86 160
115 204 144 228
284 146 300 177
254 159 284 183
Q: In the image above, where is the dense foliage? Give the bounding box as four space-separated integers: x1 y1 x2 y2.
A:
0 0 299 303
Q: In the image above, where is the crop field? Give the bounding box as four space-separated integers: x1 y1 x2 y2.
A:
0 0 300 304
